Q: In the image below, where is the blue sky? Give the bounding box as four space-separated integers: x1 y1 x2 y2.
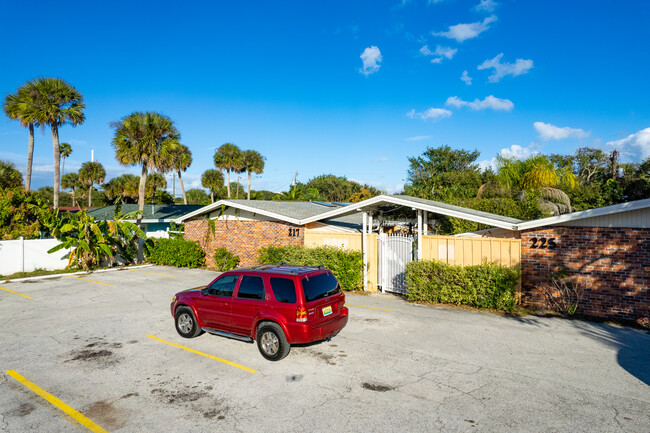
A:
1 0 649 195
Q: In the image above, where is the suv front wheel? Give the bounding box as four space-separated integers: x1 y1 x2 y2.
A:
175 307 203 338
256 322 290 361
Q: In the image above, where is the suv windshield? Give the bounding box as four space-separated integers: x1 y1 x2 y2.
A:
301 273 340 303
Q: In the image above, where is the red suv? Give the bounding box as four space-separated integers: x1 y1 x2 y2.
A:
170 264 349 361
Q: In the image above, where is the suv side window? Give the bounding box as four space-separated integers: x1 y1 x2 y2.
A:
270 277 297 303
237 276 265 300
207 274 238 297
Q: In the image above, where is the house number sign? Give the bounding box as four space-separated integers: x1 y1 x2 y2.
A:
288 228 300 237
529 236 557 249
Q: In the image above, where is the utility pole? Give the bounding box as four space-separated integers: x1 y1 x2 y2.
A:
172 172 176 197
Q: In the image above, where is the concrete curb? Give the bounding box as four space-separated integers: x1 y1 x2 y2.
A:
2 264 155 283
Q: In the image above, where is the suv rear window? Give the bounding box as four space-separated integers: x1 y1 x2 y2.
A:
301 273 340 303
270 277 297 303
237 276 265 300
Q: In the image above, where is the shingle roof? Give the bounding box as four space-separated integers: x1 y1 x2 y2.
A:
86 204 204 222
221 200 348 220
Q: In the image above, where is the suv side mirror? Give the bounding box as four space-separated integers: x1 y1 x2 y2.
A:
201 287 208 296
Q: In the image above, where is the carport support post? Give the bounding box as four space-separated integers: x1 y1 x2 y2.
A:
362 211 368 292
417 210 423 260
423 212 428 236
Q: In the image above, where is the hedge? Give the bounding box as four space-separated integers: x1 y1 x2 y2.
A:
147 238 206 268
405 260 520 311
257 245 363 291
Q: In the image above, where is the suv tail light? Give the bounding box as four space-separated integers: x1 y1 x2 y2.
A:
296 305 308 322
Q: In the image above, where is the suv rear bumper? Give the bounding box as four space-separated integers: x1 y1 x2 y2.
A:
285 307 349 344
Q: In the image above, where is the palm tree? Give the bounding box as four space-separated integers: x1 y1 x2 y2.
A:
3 84 39 191
201 169 224 203
213 143 243 198
61 172 81 207
145 172 167 201
241 150 265 200
104 174 140 204
112 112 180 226
29 77 85 209
162 143 192 204
78 161 106 207
59 142 72 183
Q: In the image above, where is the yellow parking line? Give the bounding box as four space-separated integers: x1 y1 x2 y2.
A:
66 276 113 287
5 370 108 433
0 286 32 299
146 334 257 374
347 304 392 312
129 269 175 278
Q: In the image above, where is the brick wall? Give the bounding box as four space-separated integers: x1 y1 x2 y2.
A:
184 219 304 268
521 226 649 326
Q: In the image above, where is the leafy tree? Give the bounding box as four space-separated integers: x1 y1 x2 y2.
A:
404 146 482 201
162 143 192 204
0 160 23 188
61 172 82 207
78 161 106 207
59 142 72 183
186 188 211 205
145 172 167 200
219 182 245 200
112 112 180 225
3 84 39 191
573 147 610 185
29 77 85 209
35 187 74 207
241 150 265 200
213 143 243 198
0 187 53 239
251 190 276 200
201 169 224 203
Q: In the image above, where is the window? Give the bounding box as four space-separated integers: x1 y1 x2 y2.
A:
270 277 297 303
236 276 265 300
207 274 238 297
301 273 340 303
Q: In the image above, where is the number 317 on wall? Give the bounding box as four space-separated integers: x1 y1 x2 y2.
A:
530 237 557 249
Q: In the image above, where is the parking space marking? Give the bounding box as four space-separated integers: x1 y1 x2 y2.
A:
0 286 33 299
66 276 114 286
5 370 109 433
128 269 175 277
146 334 257 373
346 304 392 312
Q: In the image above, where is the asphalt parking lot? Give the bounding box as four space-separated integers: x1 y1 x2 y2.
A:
0 266 649 433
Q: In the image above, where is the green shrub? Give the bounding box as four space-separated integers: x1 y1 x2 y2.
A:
148 238 205 268
258 245 363 291
213 247 240 271
405 260 520 311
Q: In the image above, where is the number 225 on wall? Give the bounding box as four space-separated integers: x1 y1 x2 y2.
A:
530 237 557 249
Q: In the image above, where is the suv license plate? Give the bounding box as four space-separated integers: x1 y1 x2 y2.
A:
322 305 333 316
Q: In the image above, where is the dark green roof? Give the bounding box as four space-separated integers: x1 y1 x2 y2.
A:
86 204 204 222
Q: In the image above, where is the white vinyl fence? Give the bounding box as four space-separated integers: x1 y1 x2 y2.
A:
0 238 71 276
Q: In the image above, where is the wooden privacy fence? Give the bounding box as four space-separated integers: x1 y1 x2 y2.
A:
421 235 521 267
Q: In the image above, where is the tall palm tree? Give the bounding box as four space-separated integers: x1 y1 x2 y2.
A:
111 112 180 226
29 77 85 209
162 143 192 204
78 161 106 207
59 142 72 183
241 150 265 200
213 143 243 198
61 172 81 207
3 84 39 191
201 169 224 203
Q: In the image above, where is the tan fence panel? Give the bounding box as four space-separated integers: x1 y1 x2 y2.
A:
421 235 520 267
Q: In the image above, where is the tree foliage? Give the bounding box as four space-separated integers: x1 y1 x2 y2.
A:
0 161 23 189
0 187 53 240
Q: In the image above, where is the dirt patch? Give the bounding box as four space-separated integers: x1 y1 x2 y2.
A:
66 339 123 365
362 382 395 392
304 349 337 365
151 388 209 404
84 401 127 430
67 349 114 362
8 403 35 417
203 409 226 420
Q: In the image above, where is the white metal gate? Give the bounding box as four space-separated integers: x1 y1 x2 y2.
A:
379 233 414 294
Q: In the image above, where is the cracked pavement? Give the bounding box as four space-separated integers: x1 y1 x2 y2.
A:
0 266 648 432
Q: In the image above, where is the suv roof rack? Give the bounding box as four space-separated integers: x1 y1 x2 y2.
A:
245 263 326 275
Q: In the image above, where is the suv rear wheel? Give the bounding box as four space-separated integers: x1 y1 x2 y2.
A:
175 307 203 338
256 322 290 361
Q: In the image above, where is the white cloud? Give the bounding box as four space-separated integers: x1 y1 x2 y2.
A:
420 44 457 63
478 53 533 83
473 0 498 13
478 143 538 170
433 15 497 43
406 136 432 141
359 46 383 76
445 95 514 111
407 108 452 121
533 122 590 141
606 127 650 160
374 156 389 162
461 70 472 85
